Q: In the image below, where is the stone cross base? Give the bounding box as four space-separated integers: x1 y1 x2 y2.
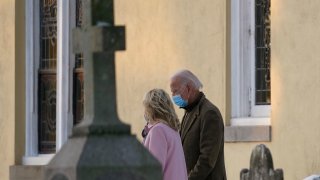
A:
44 134 162 180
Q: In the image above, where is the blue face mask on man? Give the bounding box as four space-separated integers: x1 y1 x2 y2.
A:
172 94 188 107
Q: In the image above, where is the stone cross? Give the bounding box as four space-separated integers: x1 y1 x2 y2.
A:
44 1 162 179
72 0 130 135
240 144 283 180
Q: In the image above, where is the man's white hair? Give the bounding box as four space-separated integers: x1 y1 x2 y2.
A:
171 69 203 90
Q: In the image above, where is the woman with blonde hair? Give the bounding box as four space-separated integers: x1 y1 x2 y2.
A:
142 88 187 180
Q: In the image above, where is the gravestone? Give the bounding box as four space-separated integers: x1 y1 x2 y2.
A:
304 175 320 180
43 0 162 179
240 144 283 180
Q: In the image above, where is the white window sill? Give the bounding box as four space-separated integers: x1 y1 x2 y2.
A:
22 154 55 165
225 117 271 142
230 117 270 126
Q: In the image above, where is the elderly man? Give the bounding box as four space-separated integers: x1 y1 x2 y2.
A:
170 69 227 180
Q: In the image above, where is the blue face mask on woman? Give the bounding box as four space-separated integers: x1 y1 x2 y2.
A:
172 95 188 107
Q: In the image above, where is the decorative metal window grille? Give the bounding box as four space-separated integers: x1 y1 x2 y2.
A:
38 0 57 154
255 0 271 105
73 0 84 125
75 0 83 69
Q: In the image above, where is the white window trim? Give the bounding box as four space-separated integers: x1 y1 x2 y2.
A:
56 0 75 151
24 0 75 165
231 0 270 126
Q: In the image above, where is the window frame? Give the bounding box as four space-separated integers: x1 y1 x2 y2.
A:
24 0 75 165
230 0 270 126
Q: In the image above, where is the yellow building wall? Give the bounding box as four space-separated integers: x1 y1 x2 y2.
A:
271 0 320 178
115 0 226 140
15 0 25 167
0 0 15 179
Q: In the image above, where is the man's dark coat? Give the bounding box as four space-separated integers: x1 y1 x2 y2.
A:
180 93 227 180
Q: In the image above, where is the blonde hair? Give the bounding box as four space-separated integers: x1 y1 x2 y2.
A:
143 89 180 131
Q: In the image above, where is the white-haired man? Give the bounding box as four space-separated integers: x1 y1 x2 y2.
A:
170 69 227 180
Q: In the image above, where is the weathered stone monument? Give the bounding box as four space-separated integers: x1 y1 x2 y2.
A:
304 175 320 180
43 0 162 179
240 144 283 180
